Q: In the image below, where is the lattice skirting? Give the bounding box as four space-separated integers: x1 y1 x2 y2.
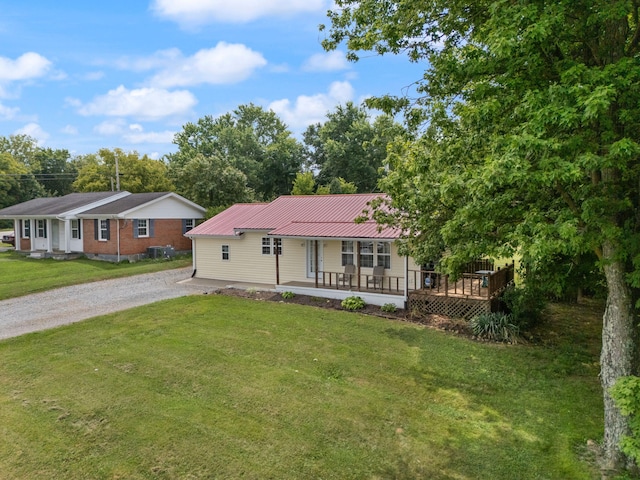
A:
408 293 492 320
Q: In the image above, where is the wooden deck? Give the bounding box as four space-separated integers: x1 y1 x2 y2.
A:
279 262 516 320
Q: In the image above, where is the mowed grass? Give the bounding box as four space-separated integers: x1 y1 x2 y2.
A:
0 295 602 479
0 251 192 300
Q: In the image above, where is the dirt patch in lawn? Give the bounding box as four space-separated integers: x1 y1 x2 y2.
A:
212 288 472 336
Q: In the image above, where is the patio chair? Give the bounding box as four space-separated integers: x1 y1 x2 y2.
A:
338 264 356 287
367 265 385 290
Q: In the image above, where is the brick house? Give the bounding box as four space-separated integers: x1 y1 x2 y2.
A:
0 191 205 261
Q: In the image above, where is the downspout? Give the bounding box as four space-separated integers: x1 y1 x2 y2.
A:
117 217 120 263
275 239 280 285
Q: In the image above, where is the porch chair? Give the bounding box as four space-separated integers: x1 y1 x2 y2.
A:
338 264 356 287
367 265 385 290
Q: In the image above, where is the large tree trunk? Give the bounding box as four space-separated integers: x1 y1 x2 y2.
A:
601 241 637 471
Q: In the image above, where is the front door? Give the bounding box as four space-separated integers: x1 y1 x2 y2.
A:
306 240 323 278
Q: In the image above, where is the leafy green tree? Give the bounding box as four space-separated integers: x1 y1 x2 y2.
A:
170 153 253 209
324 0 640 470
32 148 77 196
0 152 45 208
73 148 173 193
291 172 316 195
0 134 40 170
168 104 304 201
303 102 405 192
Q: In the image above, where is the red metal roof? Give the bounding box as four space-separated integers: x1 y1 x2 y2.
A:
186 203 268 237
187 194 398 240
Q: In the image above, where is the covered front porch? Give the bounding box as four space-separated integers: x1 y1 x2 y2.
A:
276 256 516 316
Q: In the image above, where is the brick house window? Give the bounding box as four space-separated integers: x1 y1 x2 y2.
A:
137 219 149 238
99 220 109 241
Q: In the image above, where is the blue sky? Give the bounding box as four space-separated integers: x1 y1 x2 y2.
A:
0 1 423 159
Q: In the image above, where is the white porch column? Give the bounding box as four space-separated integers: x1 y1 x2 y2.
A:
404 255 409 302
63 219 71 253
29 219 35 252
13 219 19 247
46 219 53 252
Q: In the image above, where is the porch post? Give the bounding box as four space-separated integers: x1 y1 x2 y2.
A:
29 219 35 252
46 219 53 253
275 239 280 285
403 255 408 300
314 239 318 288
64 219 71 253
356 241 361 290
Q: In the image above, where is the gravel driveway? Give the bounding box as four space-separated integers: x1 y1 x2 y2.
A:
0 267 214 341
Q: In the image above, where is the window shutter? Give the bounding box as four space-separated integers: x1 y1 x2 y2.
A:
105 219 110 240
133 219 139 239
182 219 187 234
149 219 155 238
94 219 99 240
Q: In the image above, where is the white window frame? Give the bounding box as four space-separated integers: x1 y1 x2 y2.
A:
222 245 229 261
137 219 149 238
341 241 354 266
261 237 282 256
359 241 391 269
99 219 109 241
377 241 391 269
185 219 194 231
36 219 47 238
23 220 30 238
71 219 81 239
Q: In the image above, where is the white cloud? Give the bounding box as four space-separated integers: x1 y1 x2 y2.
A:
152 0 326 25
302 51 349 72
61 125 78 135
78 85 197 120
0 52 51 82
115 48 182 72
124 129 176 144
15 123 49 145
0 102 19 119
94 119 126 136
148 43 267 87
268 81 354 130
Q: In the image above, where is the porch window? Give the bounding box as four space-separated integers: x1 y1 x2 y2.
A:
261 237 282 255
22 220 30 238
222 244 229 261
359 241 374 268
71 220 81 239
377 242 391 269
37 220 47 238
341 241 354 266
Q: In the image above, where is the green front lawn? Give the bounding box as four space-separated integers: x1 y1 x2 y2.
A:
0 251 192 300
0 295 603 479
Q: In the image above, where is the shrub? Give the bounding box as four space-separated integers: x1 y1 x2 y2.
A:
281 291 295 300
470 312 519 343
501 284 546 330
610 376 640 464
341 296 365 311
381 303 397 313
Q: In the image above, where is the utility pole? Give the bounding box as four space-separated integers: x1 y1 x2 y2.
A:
115 155 120 191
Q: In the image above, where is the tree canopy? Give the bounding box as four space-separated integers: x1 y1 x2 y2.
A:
323 0 640 471
167 104 304 204
73 148 173 193
303 102 405 192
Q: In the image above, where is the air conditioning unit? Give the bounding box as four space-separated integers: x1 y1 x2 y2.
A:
147 246 175 259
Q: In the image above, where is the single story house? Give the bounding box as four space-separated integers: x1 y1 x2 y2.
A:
186 194 422 308
0 191 205 261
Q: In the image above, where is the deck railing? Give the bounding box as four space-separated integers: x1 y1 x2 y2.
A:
319 271 404 294
316 262 514 299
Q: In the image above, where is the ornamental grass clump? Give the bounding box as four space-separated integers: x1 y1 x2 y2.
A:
470 312 520 343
